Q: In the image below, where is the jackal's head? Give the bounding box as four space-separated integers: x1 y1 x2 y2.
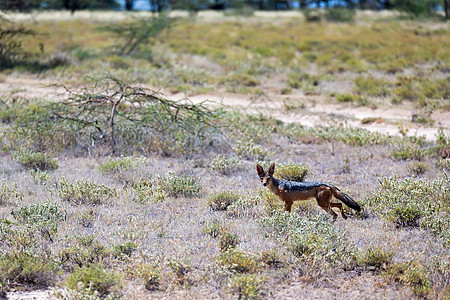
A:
256 163 275 187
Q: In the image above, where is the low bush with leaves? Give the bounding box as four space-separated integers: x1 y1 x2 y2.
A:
218 231 240 253
259 210 356 268
208 191 241 211
0 250 57 290
274 162 310 182
132 172 202 203
58 235 111 270
58 178 117 206
233 140 272 161
366 176 449 245
0 179 23 205
166 258 191 286
227 273 264 300
357 247 394 271
98 156 146 174
11 201 67 240
210 155 244 175
129 263 161 291
65 265 121 297
384 261 431 298
13 149 58 171
218 248 260 274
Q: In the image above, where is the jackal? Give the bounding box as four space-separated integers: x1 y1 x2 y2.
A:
256 163 361 220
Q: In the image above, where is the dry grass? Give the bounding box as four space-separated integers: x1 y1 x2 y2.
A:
0 10 449 299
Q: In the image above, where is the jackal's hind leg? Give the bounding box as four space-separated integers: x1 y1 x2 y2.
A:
316 187 337 221
330 202 347 219
283 200 293 212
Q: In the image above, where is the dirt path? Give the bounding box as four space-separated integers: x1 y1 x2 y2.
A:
1 76 449 141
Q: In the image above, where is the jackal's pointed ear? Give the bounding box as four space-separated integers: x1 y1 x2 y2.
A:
256 164 264 176
268 163 275 175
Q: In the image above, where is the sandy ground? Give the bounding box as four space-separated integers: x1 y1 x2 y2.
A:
1 76 449 142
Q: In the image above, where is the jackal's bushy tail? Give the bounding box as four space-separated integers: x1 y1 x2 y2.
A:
332 188 361 211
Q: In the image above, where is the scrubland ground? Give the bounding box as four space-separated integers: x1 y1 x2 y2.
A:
0 10 449 300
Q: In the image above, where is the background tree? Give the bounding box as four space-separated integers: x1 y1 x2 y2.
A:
125 0 134 10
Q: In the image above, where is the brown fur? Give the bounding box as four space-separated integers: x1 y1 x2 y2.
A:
257 163 360 221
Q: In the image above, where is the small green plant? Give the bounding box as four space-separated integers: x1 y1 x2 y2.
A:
166 258 191 286
13 149 58 171
354 76 391 97
0 179 23 205
30 170 51 185
259 249 283 269
131 177 166 203
58 178 117 206
208 191 241 211
274 162 309 182
210 155 244 175
58 235 111 270
325 7 355 22
0 251 57 290
233 140 272 161
302 9 323 22
358 247 394 271
202 218 226 238
77 209 97 228
366 176 449 245
218 232 240 253
218 249 259 274
227 273 264 300
113 242 137 259
11 201 67 240
98 156 146 174
65 265 121 297
384 261 431 298
129 263 161 291
160 172 202 198
408 161 428 176
391 142 425 161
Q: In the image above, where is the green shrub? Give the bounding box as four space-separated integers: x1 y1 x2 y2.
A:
131 178 166 203
325 7 355 22
274 162 309 182
259 249 283 269
259 211 356 268
13 149 58 171
129 263 160 291
227 274 264 300
366 177 449 245
391 141 425 160
218 232 240 253
210 155 244 175
58 178 117 206
233 140 272 161
202 218 225 238
218 249 260 274
208 191 241 211
358 247 394 271
30 170 51 185
408 161 428 176
0 179 23 205
385 261 431 298
0 251 57 289
11 201 66 240
166 258 191 286
302 9 323 22
159 172 202 198
58 235 111 270
65 265 121 297
354 76 391 97
98 156 146 174
113 242 137 259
